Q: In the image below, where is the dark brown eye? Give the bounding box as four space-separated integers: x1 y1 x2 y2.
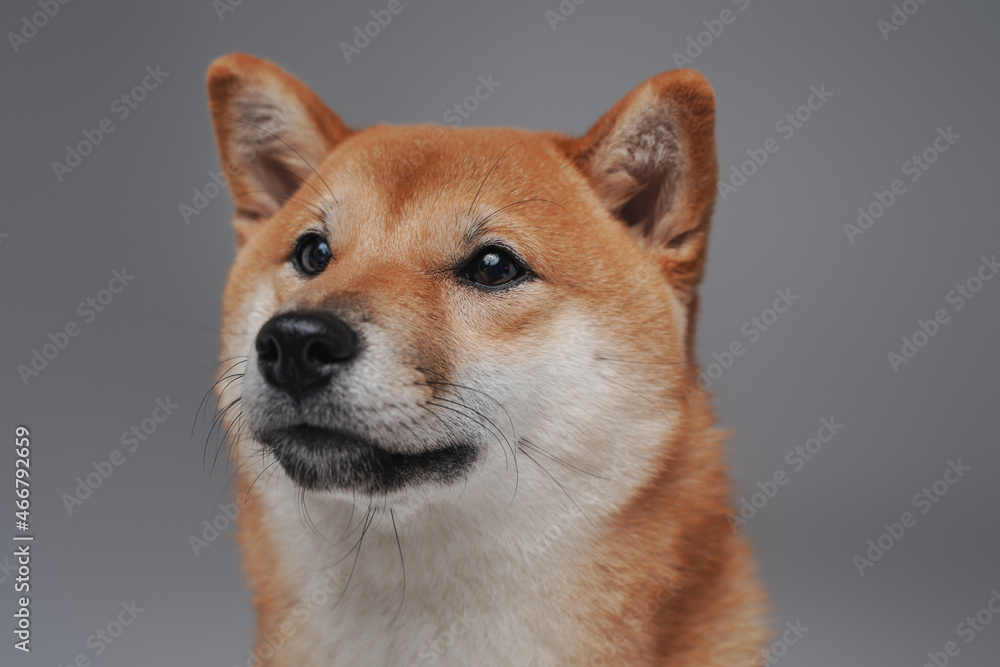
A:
464 246 524 288
293 233 332 276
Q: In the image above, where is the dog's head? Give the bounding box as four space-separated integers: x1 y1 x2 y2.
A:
208 54 717 502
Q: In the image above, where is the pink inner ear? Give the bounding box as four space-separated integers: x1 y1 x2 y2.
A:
566 69 718 295
582 106 687 248
208 53 351 224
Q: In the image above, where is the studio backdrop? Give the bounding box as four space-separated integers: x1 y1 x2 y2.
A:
1 1 998 665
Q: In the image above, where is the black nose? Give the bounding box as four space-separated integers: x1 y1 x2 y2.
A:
255 312 358 401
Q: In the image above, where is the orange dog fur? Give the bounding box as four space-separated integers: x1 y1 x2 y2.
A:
208 53 767 666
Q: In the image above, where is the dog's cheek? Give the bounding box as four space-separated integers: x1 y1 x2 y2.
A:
219 273 280 442
458 307 675 473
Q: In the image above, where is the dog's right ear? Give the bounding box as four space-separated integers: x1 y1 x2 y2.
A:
206 53 351 243
567 69 717 303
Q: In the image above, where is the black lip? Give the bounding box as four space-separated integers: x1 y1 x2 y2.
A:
256 424 478 494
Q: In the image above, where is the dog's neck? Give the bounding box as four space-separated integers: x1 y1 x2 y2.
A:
241 407 679 665
240 411 764 665
250 443 629 664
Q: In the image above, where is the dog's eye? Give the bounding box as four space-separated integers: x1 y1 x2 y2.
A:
463 246 524 288
292 233 332 276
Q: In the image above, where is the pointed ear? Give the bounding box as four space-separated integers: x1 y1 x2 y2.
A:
206 54 351 240
569 69 717 299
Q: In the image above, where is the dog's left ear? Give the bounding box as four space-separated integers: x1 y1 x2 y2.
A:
207 53 352 244
569 69 717 300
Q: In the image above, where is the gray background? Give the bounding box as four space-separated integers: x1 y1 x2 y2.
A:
2 0 998 665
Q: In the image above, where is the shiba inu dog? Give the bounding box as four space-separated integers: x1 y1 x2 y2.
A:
207 53 767 666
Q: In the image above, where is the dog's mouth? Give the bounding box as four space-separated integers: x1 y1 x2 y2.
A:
255 424 478 494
